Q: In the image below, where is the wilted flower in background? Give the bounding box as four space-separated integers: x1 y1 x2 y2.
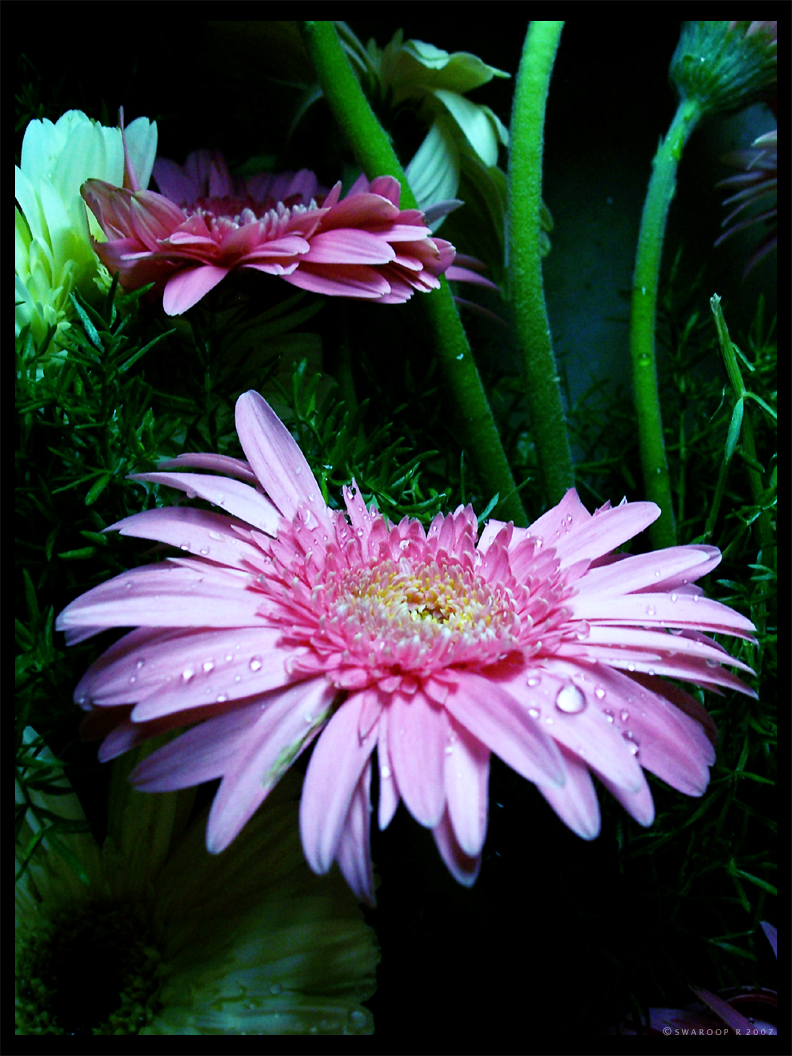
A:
610 923 777 1035
716 127 777 275
82 150 455 315
56 392 756 905
15 730 378 1036
15 111 157 357
670 21 777 118
332 24 548 263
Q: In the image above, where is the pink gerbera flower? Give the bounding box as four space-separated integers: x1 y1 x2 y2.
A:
716 128 778 275
81 149 455 315
56 393 755 904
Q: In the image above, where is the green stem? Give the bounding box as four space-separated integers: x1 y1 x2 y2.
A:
630 96 702 548
508 21 574 507
299 21 527 526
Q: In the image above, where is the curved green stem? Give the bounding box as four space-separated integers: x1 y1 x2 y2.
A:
630 96 702 548
508 21 573 508
300 21 527 526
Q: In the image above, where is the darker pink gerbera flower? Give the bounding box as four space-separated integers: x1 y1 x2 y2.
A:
716 128 778 275
81 150 455 315
56 393 755 904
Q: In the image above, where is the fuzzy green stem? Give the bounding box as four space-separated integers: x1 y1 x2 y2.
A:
630 96 702 548
508 22 573 508
300 21 527 525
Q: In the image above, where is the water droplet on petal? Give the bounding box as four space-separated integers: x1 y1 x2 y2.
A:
202 661 215 674
136 659 145 669
380 766 391 779
270 984 282 995
209 531 222 541
129 675 137 684
527 676 540 687
199 547 210 556
645 604 657 617
619 709 629 722
670 592 678 602
528 707 540 719
249 656 263 672
216 693 228 702
705 658 719 668
555 684 587 713
182 666 195 683
603 709 614 723
180 541 190 551
304 713 313 723
594 686 606 700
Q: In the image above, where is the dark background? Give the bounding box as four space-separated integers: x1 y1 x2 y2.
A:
17 19 777 1042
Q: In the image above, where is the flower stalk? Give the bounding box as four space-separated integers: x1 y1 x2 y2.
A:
300 20 527 525
507 20 574 507
630 96 702 549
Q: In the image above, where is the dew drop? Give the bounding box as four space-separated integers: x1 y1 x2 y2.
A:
705 658 719 668
216 693 228 702
627 662 636 672
555 685 587 714
249 656 263 672
594 686 606 700
270 984 282 996
124 581 133 590
209 531 222 541
527 676 540 687
444 744 454 755
234 674 242 683
670 592 678 602
619 709 629 722
136 659 145 669
182 666 195 683
645 604 657 617
528 707 540 719
129 675 137 684
544 716 555 725
179 541 190 551
202 661 215 674
603 709 614 723
380 766 392 779
654 570 661 578
199 547 210 556
669 627 684 636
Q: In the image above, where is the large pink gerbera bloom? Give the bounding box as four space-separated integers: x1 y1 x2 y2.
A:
56 393 755 904
81 150 455 315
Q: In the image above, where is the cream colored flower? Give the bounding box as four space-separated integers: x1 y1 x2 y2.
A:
15 111 157 358
16 732 378 1035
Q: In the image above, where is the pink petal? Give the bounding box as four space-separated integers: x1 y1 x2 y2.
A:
536 746 601 839
127 470 279 534
377 706 402 831
335 762 376 905
162 265 229 315
444 718 490 857
575 545 722 595
554 501 661 567
56 563 265 639
74 625 288 710
300 692 378 875
234 390 330 527
131 700 263 790
282 264 392 299
302 229 396 265
207 678 335 853
571 591 756 638
108 507 266 571
432 810 481 887
445 672 565 788
387 691 446 829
